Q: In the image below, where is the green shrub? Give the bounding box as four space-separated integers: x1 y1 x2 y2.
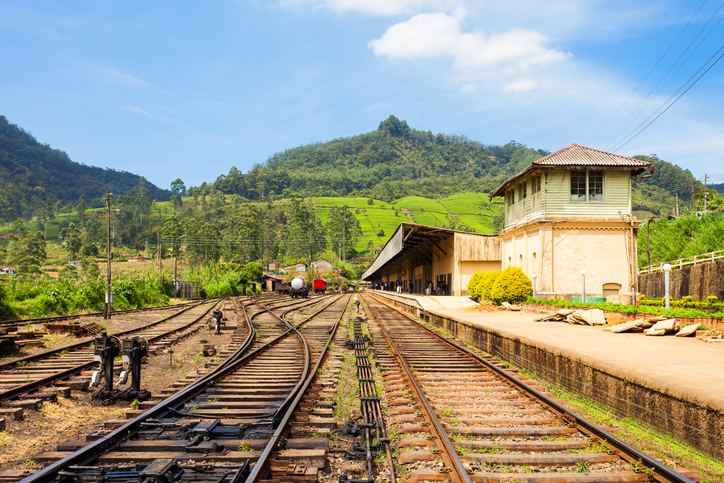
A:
526 297 724 319
489 267 532 305
478 271 502 302
467 271 484 300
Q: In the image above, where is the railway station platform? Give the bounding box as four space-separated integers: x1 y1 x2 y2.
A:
367 290 724 459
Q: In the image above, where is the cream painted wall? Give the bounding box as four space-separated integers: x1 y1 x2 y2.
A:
550 227 632 296
460 261 502 295
501 222 635 300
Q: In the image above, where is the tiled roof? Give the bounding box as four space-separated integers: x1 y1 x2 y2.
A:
534 144 652 167
489 144 653 198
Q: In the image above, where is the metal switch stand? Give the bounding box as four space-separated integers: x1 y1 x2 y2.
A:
90 330 121 399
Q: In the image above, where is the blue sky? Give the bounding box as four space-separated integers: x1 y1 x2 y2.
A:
2 0 724 191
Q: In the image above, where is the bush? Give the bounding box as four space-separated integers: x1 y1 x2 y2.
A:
489 267 532 305
467 271 484 300
478 271 501 302
0 282 13 318
526 297 724 319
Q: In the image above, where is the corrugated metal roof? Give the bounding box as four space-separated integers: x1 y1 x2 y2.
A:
489 144 652 198
534 144 652 167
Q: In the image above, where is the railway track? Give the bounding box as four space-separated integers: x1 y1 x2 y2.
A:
363 293 698 483
0 301 205 329
19 293 351 483
0 299 223 404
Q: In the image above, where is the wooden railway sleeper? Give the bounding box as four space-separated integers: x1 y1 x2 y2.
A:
367 293 696 483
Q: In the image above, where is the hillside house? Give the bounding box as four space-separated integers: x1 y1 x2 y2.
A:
311 258 333 271
488 144 653 303
281 262 307 273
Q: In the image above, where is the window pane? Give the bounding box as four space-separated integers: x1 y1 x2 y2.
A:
570 170 586 201
589 170 603 201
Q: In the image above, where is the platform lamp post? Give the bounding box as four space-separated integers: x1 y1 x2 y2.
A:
663 263 672 309
531 273 537 299
580 270 586 303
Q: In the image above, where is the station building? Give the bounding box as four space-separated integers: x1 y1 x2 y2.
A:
362 144 652 303
489 144 652 303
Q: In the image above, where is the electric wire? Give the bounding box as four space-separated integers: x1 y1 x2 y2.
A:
600 1 724 152
604 3 724 152
586 0 708 146
610 45 724 152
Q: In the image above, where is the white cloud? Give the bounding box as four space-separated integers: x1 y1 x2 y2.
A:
502 78 538 92
368 12 571 89
459 83 475 93
278 0 463 16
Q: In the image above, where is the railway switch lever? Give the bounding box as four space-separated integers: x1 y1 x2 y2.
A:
212 309 225 334
90 330 121 395
117 336 150 400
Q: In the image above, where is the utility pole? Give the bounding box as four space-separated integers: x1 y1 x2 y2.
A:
174 251 178 298
704 174 708 215
647 220 651 267
104 191 112 319
158 232 162 277
675 193 679 217
691 181 696 209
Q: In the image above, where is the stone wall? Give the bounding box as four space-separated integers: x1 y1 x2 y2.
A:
638 260 724 300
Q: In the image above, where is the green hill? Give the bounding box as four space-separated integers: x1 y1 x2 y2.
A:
209 115 549 202
0 115 171 223
207 116 702 219
0 114 707 273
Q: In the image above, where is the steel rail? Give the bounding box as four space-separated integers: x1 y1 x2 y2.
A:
19 295 339 483
0 299 217 371
369 301 473 483
19 296 258 483
0 300 222 402
369 293 694 483
247 294 350 482
0 299 205 327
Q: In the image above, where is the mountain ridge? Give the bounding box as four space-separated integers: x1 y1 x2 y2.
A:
0 115 171 222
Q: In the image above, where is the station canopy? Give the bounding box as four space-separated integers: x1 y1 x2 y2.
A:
362 223 466 281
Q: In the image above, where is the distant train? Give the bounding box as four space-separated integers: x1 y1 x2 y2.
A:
313 279 326 295
289 276 308 298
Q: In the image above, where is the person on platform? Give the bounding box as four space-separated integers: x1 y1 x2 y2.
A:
396 278 402 294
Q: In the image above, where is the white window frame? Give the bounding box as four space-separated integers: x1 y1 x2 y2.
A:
570 170 604 202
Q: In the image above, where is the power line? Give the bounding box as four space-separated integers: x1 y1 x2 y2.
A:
603 2 724 151
587 0 709 146
610 45 724 152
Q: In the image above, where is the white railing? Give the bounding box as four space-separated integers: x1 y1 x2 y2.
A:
639 249 724 274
